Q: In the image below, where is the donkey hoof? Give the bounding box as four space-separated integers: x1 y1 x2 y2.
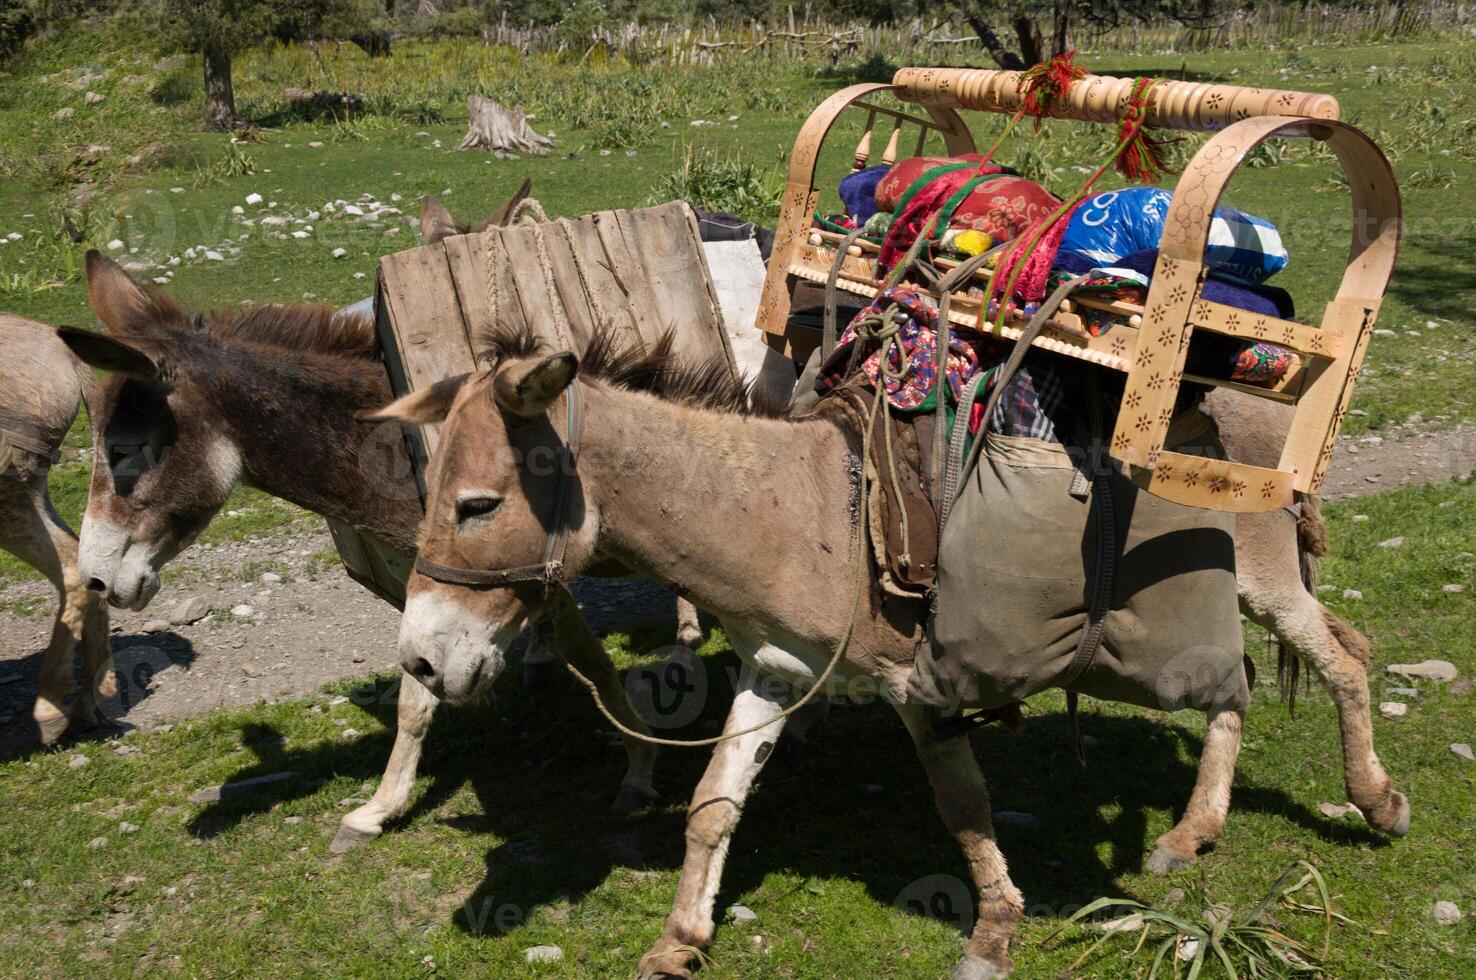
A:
95 668 119 700
636 945 696 980
34 706 70 746
1146 845 1197 875
329 822 382 855
1365 791 1410 838
951 954 1013 979
611 786 660 815
676 628 704 650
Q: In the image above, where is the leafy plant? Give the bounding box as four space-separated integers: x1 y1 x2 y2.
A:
1052 861 1344 978
647 144 781 224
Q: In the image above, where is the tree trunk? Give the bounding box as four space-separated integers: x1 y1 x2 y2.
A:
951 2 1025 69
1013 14 1044 67
1051 4 1071 57
202 44 239 131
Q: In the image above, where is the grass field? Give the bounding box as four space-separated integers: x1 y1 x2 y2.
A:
1 25 1473 978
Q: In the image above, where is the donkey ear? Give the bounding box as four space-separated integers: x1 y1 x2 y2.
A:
419 196 460 244
365 373 472 425
85 250 158 334
492 352 577 418
57 326 166 384
476 177 534 231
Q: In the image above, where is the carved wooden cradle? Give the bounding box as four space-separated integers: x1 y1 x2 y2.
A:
757 67 1402 513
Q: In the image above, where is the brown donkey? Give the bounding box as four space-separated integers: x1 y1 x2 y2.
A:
1 314 113 743
377 329 1406 978
60 251 665 853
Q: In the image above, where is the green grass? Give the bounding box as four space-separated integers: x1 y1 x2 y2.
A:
1 478 1473 976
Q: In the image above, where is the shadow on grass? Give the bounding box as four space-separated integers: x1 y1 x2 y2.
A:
174 615 1389 938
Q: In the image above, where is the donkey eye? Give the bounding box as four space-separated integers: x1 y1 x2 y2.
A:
456 495 502 523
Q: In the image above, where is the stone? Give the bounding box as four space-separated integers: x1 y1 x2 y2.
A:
69 754 90 769
1443 584 1466 594
187 771 296 803
245 193 262 205
230 604 255 619
1372 328 1396 338
1352 514 1369 523
87 836 108 849
259 572 282 584
341 728 360 741
1342 589 1363 600
170 595 211 626
1318 802 1361 819
1387 660 1458 682
84 91 104 104
204 250 224 261
331 247 348 258
142 619 171 635
524 945 563 964
284 816 302 825
1379 702 1408 718
118 821 140 834
1385 686 1420 698
993 811 1038 830
1432 901 1462 926
54 106 74 120
728 904 757 924
1377 536 1405 549
1451 743 1474 761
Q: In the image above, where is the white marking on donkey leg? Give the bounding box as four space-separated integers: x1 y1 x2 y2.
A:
332 672 439 854
1149 706 1244 874
636 665 790 980
674 596 703 649
896 705 1022 978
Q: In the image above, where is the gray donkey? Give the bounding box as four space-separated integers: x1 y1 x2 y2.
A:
1 314 113 743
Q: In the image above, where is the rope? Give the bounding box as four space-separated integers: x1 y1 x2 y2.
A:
511 196 550 225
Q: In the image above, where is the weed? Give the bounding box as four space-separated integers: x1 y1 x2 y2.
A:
647 144 781 223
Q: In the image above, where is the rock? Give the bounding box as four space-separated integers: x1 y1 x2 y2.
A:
1379 702 1408 718
230 604 255 619
87 836 108 849
259 572 282 584
1177 936 1200 961
141 619 171 635
284 816 302 825
118 821 140 834
1385 686 1420 698
524 945 563 964
331 248 347 259
204 250 224 261
1432 901 1463 926
728 904 757 924
1372 328 1396 338
1377 536 1405 549
1318 802 1361 819
54 106 75 120
308 140 324 148
242 665 261 678
1452 743 1474 761
69 754 90 769
170 595 211 626
1387 660 1458 682
187 771 296 803
1352 514 1369 522
993 811 1038 830
245 193 263 205
340 728 360 741
1443 584 1466 594
338 797 369 807
84 91 104 104
107 238 124 250
1342 589 1363 600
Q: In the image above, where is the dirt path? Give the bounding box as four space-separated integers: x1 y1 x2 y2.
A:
2 423 1472 755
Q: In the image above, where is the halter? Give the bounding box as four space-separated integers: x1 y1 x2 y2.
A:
412 381 584 590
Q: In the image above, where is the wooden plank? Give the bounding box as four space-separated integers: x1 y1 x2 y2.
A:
497 224 571 352
1278 299 1376 494
565 213 644 348
1109 252 1200 469
539 219 600 351
615 202 736 377
591 209 665 347
1188 298 1340 358
441 233 497 357
376 244 476 458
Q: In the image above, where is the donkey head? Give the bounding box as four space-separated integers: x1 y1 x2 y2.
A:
59 251 242 610
418 178 534 245
370 349 585 702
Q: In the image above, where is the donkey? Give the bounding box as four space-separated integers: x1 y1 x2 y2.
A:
375 328 1408 979
0 314 113 743
60 251 665 853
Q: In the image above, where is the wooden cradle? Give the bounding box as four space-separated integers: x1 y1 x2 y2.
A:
757 67 1402 513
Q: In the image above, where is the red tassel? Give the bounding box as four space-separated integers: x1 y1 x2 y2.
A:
1115 77 1179 183
1019 50 1086 130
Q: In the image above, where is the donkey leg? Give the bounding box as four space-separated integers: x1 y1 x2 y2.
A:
1237 511 1408 837
1147 706 1244 873
896 705 1023 979
520 616 559 689
637 664 789 980
80 586 115 703
675 595 703 649
333 671 439 853
546 591 660 813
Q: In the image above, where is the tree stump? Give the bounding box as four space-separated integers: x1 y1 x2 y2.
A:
457 96 553 156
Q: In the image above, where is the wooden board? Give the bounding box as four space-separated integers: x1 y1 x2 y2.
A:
331 202 739 599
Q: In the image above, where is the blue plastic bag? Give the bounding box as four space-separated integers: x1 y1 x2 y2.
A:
1060 187 1287 284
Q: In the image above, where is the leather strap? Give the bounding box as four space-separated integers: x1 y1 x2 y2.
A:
414 382 584 591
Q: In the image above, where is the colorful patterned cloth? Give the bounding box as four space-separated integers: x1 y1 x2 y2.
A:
819 288 982 411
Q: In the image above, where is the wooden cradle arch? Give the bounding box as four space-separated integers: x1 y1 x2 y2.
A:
758 66 1401 514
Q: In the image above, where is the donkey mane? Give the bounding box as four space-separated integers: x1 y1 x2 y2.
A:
141 286 380 360
478 323 789 419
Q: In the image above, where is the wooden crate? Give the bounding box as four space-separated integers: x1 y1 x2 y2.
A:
758 68 1401 513
330 201 739 603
